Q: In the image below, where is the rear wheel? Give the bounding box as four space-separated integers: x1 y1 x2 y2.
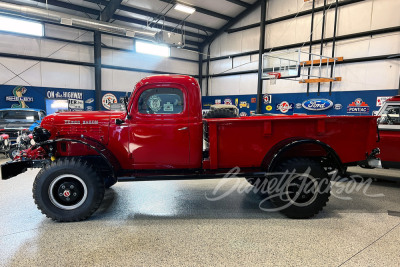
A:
104 176 117 189
268 157 331 219
33 159 105 222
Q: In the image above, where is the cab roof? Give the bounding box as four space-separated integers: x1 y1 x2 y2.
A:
135 75 197 88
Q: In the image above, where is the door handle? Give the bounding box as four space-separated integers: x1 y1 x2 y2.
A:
178 127 188 131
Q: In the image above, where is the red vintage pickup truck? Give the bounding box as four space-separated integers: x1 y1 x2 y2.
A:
1 75 380 221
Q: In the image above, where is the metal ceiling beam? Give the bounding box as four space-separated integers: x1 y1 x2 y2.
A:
113 14 205 39
83 0 216 33
98 0 123 22
119 5 216 33
158 0 232 21
32 0 99 16
29 0 203 45
226 0 251 8
202 0 261 47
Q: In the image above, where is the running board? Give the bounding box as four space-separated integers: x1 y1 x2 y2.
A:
117 171 266 182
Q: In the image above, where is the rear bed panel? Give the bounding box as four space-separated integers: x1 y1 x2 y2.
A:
206 115 377 169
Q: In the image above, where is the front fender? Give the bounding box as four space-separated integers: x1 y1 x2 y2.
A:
34 136 120 178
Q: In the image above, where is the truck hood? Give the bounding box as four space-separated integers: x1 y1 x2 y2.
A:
41 111 125 145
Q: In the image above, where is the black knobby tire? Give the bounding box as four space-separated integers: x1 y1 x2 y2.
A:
104 176 117 189
268 157 331 219
32 158 105 222
204 109 238 141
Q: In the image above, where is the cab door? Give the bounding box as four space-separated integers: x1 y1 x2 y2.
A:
128 84 190 169
377 101 400 168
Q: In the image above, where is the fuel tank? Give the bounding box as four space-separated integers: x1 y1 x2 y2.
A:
41 111 125 145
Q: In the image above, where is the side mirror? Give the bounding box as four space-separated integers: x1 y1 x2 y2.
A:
123 96 131 119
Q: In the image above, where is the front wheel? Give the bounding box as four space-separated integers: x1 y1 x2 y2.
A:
268 157 331 219
33 159 105 222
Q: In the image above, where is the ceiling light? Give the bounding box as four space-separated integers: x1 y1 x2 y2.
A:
174 3 196 14
0 15 43 37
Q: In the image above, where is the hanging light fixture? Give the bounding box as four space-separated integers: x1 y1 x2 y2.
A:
174 3 195 14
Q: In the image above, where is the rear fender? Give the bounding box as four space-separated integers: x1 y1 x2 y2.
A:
263 138 344 174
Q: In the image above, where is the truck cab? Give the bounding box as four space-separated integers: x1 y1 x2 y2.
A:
124 75 203 169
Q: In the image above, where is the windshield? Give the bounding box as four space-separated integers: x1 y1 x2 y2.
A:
0 110 39 122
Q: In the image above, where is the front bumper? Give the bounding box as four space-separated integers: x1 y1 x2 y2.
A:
1 160 47 180
1 160 32 180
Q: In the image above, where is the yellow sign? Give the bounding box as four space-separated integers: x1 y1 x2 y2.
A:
266 105 272 111
239 101 249 108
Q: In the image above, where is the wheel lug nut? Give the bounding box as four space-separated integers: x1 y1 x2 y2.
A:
66 197 70 201
59 193 63 196
73 193 77 196
61 185 65 189
70 185 74 189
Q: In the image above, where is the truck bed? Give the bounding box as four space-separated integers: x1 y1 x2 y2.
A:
205 115 377 170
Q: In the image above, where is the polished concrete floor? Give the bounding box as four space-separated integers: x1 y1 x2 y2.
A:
1 157 400 266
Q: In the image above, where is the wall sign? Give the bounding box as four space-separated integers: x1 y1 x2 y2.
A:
376 96 391 107
201 89 397 116
263 93 271 104
347 98 370 114
302 99 333 111
6 86 34 108
102 93 118 110
276 101 294 113
68 99 84 111
47 90 83 100
224 98 232 105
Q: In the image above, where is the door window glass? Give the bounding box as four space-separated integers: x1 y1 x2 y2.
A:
138 88 184 114
378 105 400 125
378 104 400 130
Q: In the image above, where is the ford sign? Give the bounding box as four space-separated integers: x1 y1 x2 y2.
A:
302 99 333 111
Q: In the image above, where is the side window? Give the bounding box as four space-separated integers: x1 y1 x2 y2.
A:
138 88 184 115
378 105 400 126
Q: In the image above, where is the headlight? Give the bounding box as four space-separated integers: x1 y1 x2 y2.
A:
30 139 36 146
32 127 51 143
4 139 9 146
16 136 21 143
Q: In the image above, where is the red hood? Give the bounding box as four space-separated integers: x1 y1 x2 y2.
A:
41 111 125 145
